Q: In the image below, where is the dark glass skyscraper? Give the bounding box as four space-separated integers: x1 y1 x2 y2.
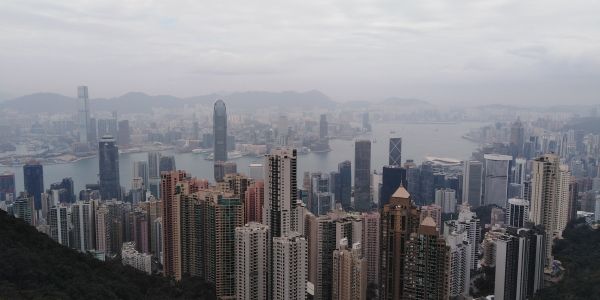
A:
0 171 15 201
213 100 228 162
159 156 176 173
337 160 352 210
23 162 44 210
389 137 402 166
354 140 371 211
98 136 120 200
319 114 328 139
380 165 407 208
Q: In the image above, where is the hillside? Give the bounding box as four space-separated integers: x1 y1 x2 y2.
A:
535 218 600 299
0 210 215 300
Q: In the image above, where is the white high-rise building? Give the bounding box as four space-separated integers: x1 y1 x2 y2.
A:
263 147 298 238
446 230 471 298
235 223 269 300
483 154 512 208
78 86 90 144
529 154 571 267
49 205 70 246
71 201 96 252
512 157 527 186
272 233 307 300
435 188 457 214
444 205 481 271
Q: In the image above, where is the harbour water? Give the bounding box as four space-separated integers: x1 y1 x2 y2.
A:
1 122 485 194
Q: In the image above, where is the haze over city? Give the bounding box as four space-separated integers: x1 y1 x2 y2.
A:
2 0 600 105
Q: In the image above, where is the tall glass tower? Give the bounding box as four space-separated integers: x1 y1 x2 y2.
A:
78 86 90 144
213 100 228 180
23 162 44 210
354 140 371 211
98 135 120 200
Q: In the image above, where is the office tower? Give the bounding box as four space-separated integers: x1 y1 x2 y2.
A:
117 120 131 146
71 201 96 252
49 177 75 204
494 227 545 300
354 140 371 212
362 112 371 132
23 161 44 210
462 162 482 208
121 242 152 274
379 165 407 208
88 117 97 143
248 163 264 180
510 118 525 157
446 230 471 298
272 233 307 300
159 155 176 174
78 86 90 143
529 154 571 267
98 136 120 200
307 211 363 300
420 204 442 232
506 198 529 228
245 181 264 224
49 205 69 246
512 157 527 186
13 193 36 226
310 173 334 216
214 161 237 183
388 137 402 166
406 166 421 204
235 223 269 300
419 162 435 206
0 171 15 201
148 152 161 178
213 99 228 163
484 154 512 207
361 211 380 285
319 114 328 139
264 147 298 238
132 161 149 188
332 239 367 300
379 187 421 299
161 170 187 280
337 160 352 210
97 118 118 138
403 217 450 300
435 188 457 214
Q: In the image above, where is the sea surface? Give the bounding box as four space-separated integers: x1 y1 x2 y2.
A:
1 122 486 193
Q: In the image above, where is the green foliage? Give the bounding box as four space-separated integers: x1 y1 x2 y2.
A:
535 218 600 299
0 210 215 300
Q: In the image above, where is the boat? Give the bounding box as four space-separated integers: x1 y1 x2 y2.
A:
192 148 209 154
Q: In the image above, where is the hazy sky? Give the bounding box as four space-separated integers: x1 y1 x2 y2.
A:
1 0 600 105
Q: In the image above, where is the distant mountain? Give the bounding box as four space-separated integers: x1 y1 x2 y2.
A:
0 210 215 299
0 90 337 114
379 97 430 106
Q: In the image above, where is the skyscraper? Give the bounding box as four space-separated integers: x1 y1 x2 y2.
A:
319 114 328 139
403 216 450 300
235 222 269 300
78 86 90 144
484 154 512 208
446 230 471 298
361 211 380 285
263 147 298 239
379 165 407 208
71 200 97 252
49 205 70 246
213 100 228 177
435 188 457 214
529 154 571 268
0 171 15 201
23 161 44 210
161 170 187 280
272 233 308 300
510 118 525 157
98 136 120 200
388 137 402 166
354 140 371 212
244 181 264 224
117 119 131 146
506 198 529 228
133 161 149 189
148 152 161 178
462 160 483 207
337 160 352 210
159 155 176 174
332 239 367 300
379 187 421 299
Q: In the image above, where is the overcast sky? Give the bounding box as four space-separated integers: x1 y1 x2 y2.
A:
1 0 600 105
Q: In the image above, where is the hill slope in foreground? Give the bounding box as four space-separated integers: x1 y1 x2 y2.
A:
0 210 215 299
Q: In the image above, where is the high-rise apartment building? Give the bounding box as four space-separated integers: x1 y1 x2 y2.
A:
379 187 421 299
444 205 481 271
13 193 36 226
332 239 367 300
263 147 298 239
446 230 471 298
161 170 187 280
49 205 70 246
354 140 371 211
235 223 269 300
272 233 308 300
484 154 512 207
71 200 96 252
244 181 264 224
99 136 120 200
403 217 450 300
388 137 402 166
361 211 380 285
435 188 457 214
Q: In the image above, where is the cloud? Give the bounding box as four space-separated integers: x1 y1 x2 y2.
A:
1 0 600 105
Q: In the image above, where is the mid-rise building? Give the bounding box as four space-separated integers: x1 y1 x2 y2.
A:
121 242 152 274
